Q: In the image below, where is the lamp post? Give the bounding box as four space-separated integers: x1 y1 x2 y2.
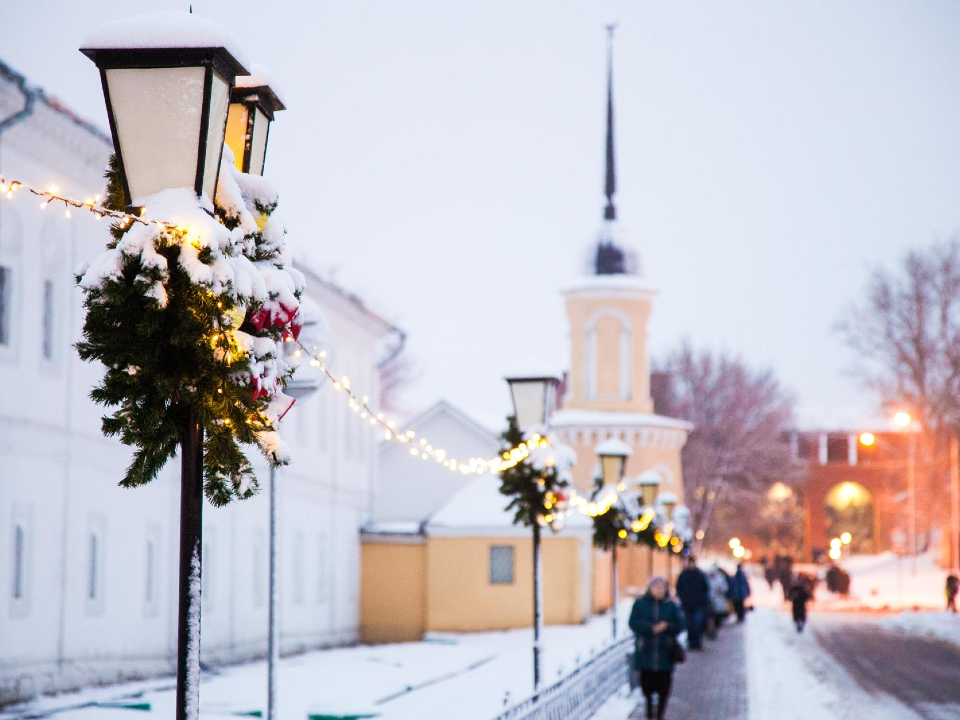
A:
264 299 329 720
638 471 661 580
81 24 249 720
893 411 918 575
505 365 560 694
224 66 285 176
659 491 677 583
596 438 631 638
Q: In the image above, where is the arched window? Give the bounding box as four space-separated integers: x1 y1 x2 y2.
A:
585 308 632 401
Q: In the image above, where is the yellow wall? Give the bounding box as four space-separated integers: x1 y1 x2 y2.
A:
564 294 655 414
592 545 675 614
360 540 427 643
425 536 585 633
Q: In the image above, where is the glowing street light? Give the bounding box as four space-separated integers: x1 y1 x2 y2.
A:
894 411 912 428
840 532 852 545
859 432 876 447
729 537 741 550
733 545 746 559
830 537 842 550
828 547 842 561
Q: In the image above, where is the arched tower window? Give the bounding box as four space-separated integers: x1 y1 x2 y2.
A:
585 308 632 401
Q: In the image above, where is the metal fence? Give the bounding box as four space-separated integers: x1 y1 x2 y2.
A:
493 637 633 720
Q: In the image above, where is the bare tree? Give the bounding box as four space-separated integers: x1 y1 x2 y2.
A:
379 350 422 416
652 343 796 552
838 239 960 535
839 239 960 437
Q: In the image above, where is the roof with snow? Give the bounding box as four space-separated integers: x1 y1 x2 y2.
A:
424 472 592 537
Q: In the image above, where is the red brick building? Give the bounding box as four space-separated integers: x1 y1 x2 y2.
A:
792 430 917 561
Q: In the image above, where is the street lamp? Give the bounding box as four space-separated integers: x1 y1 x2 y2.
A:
637 470 662 578
892 410 918 575
267 297 330 720
225 65 285 176
659 491 678 521
505 362 561 434
81 15 250 720
503 363 559 694
81 13 250 212
596 438 631 639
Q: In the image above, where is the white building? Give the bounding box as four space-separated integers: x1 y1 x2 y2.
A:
0 59 403 704
372 400 500 528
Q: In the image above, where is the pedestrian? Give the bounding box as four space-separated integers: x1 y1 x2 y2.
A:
728 563 752 623
675 556 710 650
946 572 959 613
629 576 685 720
706 564 730 638
789 574 812 633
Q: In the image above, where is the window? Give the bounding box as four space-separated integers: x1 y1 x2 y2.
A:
41 279 54 359
293 531 304 605
145 540 155 603
0 266 9 346
88 534 100 600
12 524 24 600
490 546 515 585
253 533 266 607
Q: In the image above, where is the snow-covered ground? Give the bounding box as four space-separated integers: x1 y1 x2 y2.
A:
2 605 634 720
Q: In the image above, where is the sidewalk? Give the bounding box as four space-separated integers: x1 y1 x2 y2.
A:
595 618 748 720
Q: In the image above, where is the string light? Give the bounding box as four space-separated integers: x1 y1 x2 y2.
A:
6 177 665 525
0 174 176 230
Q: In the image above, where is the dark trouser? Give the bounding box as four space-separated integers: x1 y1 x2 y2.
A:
732 599 746 622
683 605 705 649
948 594 957 613
640 670 672 720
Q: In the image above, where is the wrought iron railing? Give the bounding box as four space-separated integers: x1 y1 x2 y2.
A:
493 637 633 720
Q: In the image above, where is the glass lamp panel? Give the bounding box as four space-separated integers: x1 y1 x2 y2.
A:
600 455 624 486
510 380 547 432
248 107 270 176
202 70 231 202
640 484 658 507
105 66 204 205
224 102 251 172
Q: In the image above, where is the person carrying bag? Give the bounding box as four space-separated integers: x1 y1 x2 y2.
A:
629 576 685 720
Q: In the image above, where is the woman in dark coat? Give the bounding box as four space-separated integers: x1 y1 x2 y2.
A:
789 575 812 633
629 576 685 720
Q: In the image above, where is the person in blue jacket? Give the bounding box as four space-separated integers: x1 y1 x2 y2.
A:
629 576 685 720
728 563 752 622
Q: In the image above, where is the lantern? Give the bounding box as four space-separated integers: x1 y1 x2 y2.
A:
224 65 285 176
658 490 678 520
637 470 662 508
81 11 250 212
505 361 561 433
595 438 631 487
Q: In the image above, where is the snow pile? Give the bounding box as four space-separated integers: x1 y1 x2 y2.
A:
81 10 252 70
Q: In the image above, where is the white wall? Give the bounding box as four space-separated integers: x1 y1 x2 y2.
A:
375 403 500 524
0 72 392 703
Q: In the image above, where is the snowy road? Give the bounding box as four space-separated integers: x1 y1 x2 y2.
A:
813 615 960 719
749 605 960 720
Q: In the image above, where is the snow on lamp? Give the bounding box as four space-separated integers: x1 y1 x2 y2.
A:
637 470 662 509
505 360 561 433
80 10 251 212
658 490 678 521
596 437 631 488
224 65 284 176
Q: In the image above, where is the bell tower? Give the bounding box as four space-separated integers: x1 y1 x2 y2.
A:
563 25 656 415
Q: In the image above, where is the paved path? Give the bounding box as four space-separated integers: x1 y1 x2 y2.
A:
625 620 749 720
813 616 960 719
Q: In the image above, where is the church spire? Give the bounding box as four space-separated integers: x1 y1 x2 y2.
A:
603 23 617 222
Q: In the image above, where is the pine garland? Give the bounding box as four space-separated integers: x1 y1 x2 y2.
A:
76 154 302 506
496 417 572 528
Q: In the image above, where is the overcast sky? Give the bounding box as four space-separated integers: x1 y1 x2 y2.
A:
5 1 960 430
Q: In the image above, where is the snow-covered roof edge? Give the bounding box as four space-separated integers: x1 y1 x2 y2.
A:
550 408 693 432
